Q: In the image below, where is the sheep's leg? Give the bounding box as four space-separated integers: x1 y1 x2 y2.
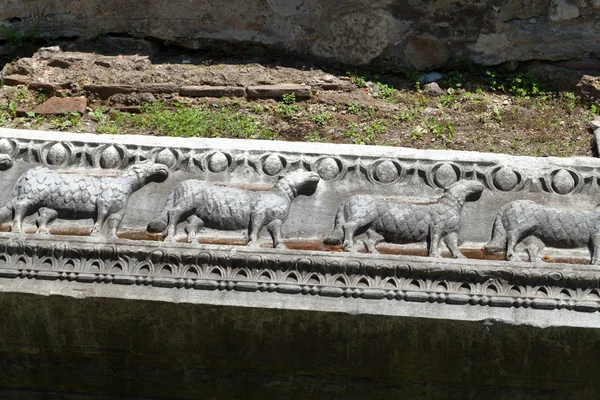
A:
248 213 266 247
364 229 384 254
523 236 544 263
164 208 186 243
428 226 443 258
444 231 465 259
266 219 285 249
505 230 520 261
591 235 600 265
342 222 360 252
185 215 204 244
12 200 33 234
105 212 124 240
36 208 58 235
91 203 109 237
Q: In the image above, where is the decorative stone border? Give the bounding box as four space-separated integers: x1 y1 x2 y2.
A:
0 233 599 313
1 128 599 195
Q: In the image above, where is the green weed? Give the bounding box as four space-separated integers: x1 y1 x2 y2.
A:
310 111 332 126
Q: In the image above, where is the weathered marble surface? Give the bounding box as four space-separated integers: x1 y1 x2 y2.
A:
1 0 600 70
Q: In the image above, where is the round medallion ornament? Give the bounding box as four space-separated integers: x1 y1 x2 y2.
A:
263 154 285 176
434 163 458 188
493 167 519 191
100 145 121 169
156 148 177 169
551 169 575 194
207 152 230 173
316 157 341 181
374 160 399 183
47 143 70 165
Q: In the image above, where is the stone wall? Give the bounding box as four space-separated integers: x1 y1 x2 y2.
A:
1 0 599 70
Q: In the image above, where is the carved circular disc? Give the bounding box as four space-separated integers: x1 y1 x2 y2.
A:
493 167 518 191
316 157 341 181
208 152 229 173
47 143 70 165
263 154 285 176
100 145 122 169
552 169 575 194
0 138 15 155
156 148 177 168
434 163 458 188
374 160 399 183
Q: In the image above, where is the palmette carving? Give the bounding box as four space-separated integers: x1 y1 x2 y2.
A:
484 200 600 264
324 180 484 256
147 170 320 247
0 161 169 238
0 234 599 313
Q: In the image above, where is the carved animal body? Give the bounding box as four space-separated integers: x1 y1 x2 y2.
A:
0 161 169 238
147 170 320 247
484 200 600 264
324 180 484 257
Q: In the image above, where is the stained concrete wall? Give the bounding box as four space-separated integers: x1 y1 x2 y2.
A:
1 0 600 70
1 284 600 400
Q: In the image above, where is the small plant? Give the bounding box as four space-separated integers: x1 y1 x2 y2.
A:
8 101 17 118
310 111 332 126
411 126 426 140
364 119 387 140
492 106 502 123
35 90 47 104
394 110 415 122
347 102 363 115
427 116 455 142
562 92 577 114
486 70 542 98
376 83 397 102
282 92 296 105
50 111 81 131
346 70 367 88
590 104 598 119
16 87 29 101
444 70 465 87
89 108 105 122
305 131 322 142
367 105 377 117
96 120 119 134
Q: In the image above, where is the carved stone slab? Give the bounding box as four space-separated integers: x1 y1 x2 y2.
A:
1 128 600 321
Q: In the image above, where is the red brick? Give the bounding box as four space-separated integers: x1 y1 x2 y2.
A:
33 96 87 115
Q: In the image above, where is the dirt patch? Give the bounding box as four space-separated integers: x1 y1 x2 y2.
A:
0 45 598 158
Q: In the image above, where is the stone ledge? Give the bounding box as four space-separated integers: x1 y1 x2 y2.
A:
179 85 246 97
83 84 134 97
0 233 598 320
247 84 312 99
